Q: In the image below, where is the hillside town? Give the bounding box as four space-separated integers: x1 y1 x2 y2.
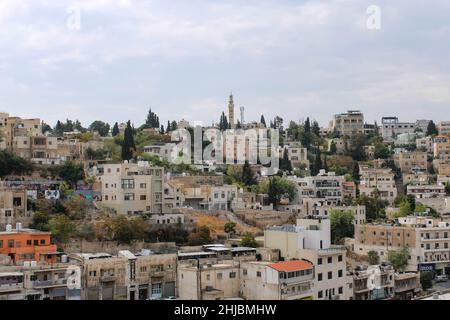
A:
1 97 450 301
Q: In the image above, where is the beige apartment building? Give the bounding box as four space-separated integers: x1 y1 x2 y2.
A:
331 110 365 136
406 185 446 199
289 170 345 206
438 121 450 136
178 260 241 300
416 136 433 153
70 251 177 300
0 262 82 300
264 218 350 300
240 260 314 300
278 143 309 169
355 217 450 275
394 151 428 174
352 265 395 300
402 173 431 185
359 165 397 204
0 113 42 152
434 136 450 158
98 162 164 215
0 186 28 229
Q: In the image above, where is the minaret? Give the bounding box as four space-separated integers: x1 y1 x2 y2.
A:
228 93 235 129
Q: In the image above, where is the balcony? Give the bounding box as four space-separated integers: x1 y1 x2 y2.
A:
33 279 67 288
100 275 116 283
0 283 23 293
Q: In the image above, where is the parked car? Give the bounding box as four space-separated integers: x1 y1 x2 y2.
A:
435 274 449 282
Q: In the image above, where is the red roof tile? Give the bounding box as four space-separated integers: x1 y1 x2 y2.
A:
268 260 313 272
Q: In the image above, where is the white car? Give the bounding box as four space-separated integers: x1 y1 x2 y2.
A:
435 274 449 282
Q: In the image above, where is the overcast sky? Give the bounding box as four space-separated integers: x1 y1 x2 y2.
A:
1 0 449 128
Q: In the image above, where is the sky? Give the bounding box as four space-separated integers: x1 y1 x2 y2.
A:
0 0 450 128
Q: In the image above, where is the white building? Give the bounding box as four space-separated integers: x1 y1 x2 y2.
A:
264 218 351 300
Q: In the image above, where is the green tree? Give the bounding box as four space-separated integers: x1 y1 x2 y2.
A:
240 232 258 248
368 250 380 265
77 223 96 241
242 161 256 186
387 247 410 272
121 120 136 161
51 161 85 189
311 146 322 176
347 133 366 161
265 177 297 207
352 161 360 182
0 151 33 177
420 271 434 290
426 120 438 136
374 143 390 159
224 222 237 235
188 226 212 245
89 121 110 137
445 182 450 195
312 120 320 137
260 115 266 128
329 141 337 155
279 148 292 172
144 108 160 129
30 211 51 231
112 122 120 136
42 122 53 134
330 210 355 244
49 215 76 243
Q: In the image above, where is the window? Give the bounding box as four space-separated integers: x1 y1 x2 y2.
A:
328 272 332 280
338 287 343 294
243 269 248 276
318 258 322 265
328 257 332 264
7 240 14 248
140 195 147 201
256 271 261 278
122 179 135 189
338 255 343 262
217 273 223 279
151 283 162 298
26 240 32 246
206 275 211 281
140 266 147 272
104 195 109 201
89 271 97 277
0 240 2 248
318 291 323 299
338 270 343 278
34 240 39 246
124 193 135 201
318 273 323 281
140 183 147 189
229 272 236 278
40 239 45 245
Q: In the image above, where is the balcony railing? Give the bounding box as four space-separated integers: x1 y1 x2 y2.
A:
0 283 23 292
33 279 67 288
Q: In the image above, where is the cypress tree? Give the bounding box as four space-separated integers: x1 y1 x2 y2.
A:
122 120 136 161
242 161 256 186
260 115 266 128
426 120 438 136
304 117 311 134
112 122 120 137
